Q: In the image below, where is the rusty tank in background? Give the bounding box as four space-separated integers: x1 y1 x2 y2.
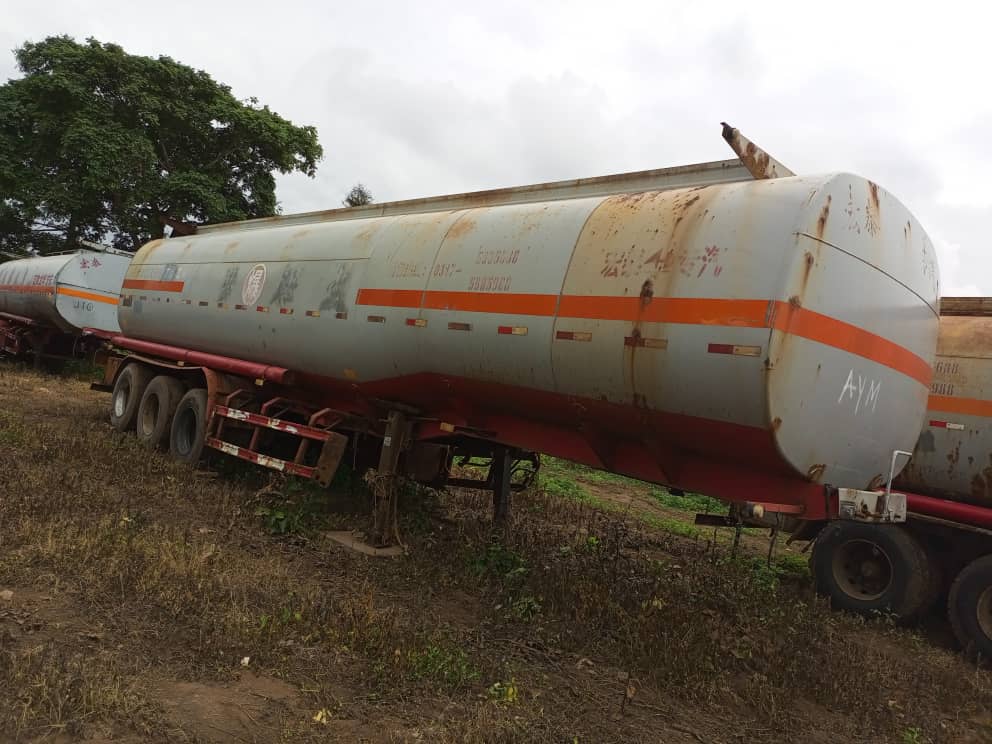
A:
896 299 992 504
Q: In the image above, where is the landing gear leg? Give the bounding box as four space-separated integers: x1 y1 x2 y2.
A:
492 446 512 525
371 410 407 547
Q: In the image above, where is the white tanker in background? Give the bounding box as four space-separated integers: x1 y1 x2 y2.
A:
0 248 130 362
7 124 992 660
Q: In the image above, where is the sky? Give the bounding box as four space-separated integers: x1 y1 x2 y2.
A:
2 1 989 294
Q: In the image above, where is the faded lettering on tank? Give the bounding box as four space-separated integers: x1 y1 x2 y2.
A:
476 248 519 265
318 263 352 314
432 263 459 279
391 261 424 279
269 266 300 305
468 275 511 291
837 368 881 414
217 266 240 303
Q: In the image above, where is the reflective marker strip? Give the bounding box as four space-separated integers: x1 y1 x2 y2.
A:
279 307 294 315
930 420 966 430
624 336 668 349
336 312 348 320
198 301 209 306
122 278 185 292
217 302 228 309
305 310 321 317
355 290 931 386
368 315 386 323
256 306 269 313
181 299 190 304
406 318 427 327
57 287 119 305
497 326 528 336
708 343 762 357
556 331 592 342
235 304 248 310
448 322 472 331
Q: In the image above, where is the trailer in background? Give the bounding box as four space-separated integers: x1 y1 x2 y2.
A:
0 247 131 364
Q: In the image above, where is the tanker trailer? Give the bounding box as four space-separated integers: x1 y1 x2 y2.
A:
93 125 938 562
810 299 992 659
0 248 131 363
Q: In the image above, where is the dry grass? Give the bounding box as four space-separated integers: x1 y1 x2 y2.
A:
1 363 991 743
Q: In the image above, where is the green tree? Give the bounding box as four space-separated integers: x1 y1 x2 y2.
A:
0 36 323 252
343 183 373 207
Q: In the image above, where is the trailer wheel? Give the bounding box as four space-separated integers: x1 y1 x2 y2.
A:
169 388 208 465
812 522 930 620
948 554 992 661
136 376 186 449
109 363 153 432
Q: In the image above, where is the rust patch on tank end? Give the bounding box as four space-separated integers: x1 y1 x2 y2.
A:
865 181 881 236
816 195 831 239
771 417 782 432
807 464 826 482
788 295 802 308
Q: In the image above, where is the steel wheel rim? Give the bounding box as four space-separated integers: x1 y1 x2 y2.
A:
140 394 159 437
113 383 128 418
977 586 992 640
831 539 893 601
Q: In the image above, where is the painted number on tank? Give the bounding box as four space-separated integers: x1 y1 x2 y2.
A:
837 369 881 415
468 276 512 291
73 300 94 312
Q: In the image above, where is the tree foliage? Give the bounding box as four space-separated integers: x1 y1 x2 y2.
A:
343 183 373 207
0 36 323 252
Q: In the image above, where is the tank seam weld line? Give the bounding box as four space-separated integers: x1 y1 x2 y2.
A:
796 231 939 317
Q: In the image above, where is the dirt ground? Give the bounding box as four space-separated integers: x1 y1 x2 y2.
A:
1 364 992 743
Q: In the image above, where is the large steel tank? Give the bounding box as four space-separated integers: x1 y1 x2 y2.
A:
0 250 130 334
896 303 992 504
119 171 939 492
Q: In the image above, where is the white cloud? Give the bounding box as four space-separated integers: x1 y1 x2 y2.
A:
4 0 992 293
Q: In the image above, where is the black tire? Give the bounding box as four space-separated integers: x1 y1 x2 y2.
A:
948 554 992 661
811 522 931 620
109 363 153 432
169 388 208 465
136 376 186 449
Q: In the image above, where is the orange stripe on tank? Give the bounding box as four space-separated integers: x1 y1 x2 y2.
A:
928 395 992 418
121 278 185 292
353 288 932 387
767 301 932 388
58 287 119 305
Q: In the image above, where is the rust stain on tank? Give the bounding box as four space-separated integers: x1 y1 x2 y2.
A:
865 181 881 236
444 214 478 242
771 417 782 432
625 278 654 398
816 195 831 240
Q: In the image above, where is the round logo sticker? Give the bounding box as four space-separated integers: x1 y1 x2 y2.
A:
242 264 267 307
